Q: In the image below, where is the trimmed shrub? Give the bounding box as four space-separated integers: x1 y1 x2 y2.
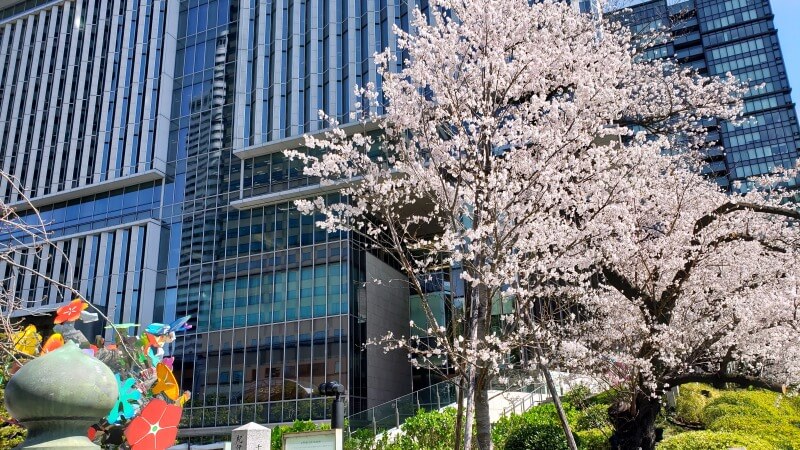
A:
564 384 593 410
342 408 463 450
344 428 382 450
493 412 531 450
0 386 25 450
393 407 459 450
525 403 580 425
0 423 25 450
700 401 773 425
590 389 620 407
678 383 719 397
575 428 610 450
658 431 775 450
271 420 328 450
493 403 582 450
673 383 718 425
589 388 621 405
493 402 603 450
674 391 707 424
705 416 800 449
575 404 611 431
503 422 578 450
702 390 798 424
699 389 800 449
657 430 773 450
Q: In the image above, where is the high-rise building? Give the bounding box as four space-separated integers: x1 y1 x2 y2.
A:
0 0 418 440
597 0 800 189
0 0 174 333
0 0 797 441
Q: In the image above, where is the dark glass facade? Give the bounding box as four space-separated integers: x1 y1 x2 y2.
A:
159 0 416 437
602 0 800 189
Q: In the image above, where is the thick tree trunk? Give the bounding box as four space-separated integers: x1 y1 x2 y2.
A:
474 370 492 450
608 391 661 450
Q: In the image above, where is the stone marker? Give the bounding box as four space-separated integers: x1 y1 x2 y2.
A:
231 422 271 450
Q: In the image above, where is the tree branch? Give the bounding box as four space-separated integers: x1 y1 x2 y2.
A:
602 266 655 318
693 202 800 236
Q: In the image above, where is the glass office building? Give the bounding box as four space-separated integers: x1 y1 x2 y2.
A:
155 0 420 436
0 0 797 440
598 0 800 189
0 0 419 439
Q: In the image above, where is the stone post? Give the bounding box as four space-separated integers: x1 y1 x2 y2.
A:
231 422 271 450
5 341 118 449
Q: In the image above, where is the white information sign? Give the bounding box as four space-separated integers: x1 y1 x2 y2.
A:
282 429 343 450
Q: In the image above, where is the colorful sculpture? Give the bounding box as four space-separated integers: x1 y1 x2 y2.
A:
6 298 192 450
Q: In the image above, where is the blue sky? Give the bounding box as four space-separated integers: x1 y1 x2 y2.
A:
771 0 800 103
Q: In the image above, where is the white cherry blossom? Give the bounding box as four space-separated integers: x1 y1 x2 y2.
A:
287 1 797 448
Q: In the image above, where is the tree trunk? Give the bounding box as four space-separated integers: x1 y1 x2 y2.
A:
538 358 578 450
474 369 492 450
462 273 488 450
463 366 476 450
454 379 464 450
608 390 661 450
470 280 493 450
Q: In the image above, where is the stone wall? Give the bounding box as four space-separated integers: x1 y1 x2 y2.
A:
364 253 413 408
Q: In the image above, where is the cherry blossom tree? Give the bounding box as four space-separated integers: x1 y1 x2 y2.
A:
288 0 751 448
550 163 800 448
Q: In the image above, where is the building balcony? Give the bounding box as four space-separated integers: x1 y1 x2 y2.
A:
10 168 166 213
233 121 382 160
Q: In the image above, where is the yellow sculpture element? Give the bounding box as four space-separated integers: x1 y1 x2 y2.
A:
152 362 180 400
13 324 41 356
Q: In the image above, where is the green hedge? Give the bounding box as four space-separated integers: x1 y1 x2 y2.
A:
699 390 800 449
500 422 612 450
658 430 773 450
341 408 464 450
575 428 611 450
271 420 328 450
493 401 612 450
391 407 460 450
503 422 577 450
493 403 579 449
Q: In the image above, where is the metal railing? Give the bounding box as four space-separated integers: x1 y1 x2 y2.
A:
346 372 558 436
498 382 550 418
346 380 459 436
